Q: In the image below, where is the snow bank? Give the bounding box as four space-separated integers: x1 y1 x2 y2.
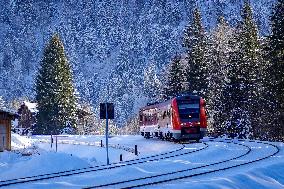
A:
156 141 284 189
0 134 90 180
60 135 183 156
167 162 284 189
0 151 90 180
11 134 33 149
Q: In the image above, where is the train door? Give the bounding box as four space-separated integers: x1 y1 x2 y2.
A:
0 124 6 152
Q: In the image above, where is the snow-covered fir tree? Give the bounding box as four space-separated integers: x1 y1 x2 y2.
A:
120 115 140 135
239 1 264 139
143 62 161 102
183 8 209 98
222 1 263 139
165 55 186 99
266 0 284 141
35 34 77 135
206 16 235 136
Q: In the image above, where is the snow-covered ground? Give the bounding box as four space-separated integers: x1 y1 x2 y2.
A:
0 134 283 189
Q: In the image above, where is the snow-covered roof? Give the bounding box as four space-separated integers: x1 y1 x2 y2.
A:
23 101 38 113
0 107 18 117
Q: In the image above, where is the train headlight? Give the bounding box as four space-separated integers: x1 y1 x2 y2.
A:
197 122 200 125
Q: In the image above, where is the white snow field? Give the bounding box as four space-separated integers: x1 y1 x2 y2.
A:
0 134 283 189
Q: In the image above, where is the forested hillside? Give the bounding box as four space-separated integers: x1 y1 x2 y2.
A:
0 0 275 126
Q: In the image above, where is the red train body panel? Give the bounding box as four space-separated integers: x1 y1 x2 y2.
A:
139 95 207 140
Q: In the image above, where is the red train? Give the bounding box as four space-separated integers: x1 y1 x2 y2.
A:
139 95 207 141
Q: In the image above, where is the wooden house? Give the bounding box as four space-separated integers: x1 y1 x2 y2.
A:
17 102 93 135
0 108 17 151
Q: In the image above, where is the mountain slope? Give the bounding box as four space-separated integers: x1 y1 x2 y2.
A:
0 0 275 126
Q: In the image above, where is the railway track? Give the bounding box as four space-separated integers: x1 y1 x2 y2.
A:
0 141 208 188
0 140 143 185
84 140 279 189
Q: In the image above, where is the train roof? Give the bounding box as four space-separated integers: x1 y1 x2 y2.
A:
140 94 201 112
175 94 201 100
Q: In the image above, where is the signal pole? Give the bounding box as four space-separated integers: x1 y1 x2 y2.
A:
105 103 109 165
100 102 114 166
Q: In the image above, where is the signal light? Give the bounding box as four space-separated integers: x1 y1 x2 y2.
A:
100 103 114 119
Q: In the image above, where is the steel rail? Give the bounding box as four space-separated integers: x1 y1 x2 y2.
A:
117 140 280 189
0 142 208 187
85 140 251 188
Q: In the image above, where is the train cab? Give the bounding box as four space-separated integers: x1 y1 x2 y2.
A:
171 95 207 140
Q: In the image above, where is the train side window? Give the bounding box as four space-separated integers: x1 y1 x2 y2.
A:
139 115 143 122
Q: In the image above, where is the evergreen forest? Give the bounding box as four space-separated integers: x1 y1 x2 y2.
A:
0 0 283 141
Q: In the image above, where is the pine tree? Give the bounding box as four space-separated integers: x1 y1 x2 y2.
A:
35 34 77 135
217 23 244 138
165 55 185 99
240 1 263 139
183 8 209 98
223 1 263 139
144 62 160 101
267 0 284 141
207 16 235 136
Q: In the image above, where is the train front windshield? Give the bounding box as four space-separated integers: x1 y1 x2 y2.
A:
177 99 200 122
